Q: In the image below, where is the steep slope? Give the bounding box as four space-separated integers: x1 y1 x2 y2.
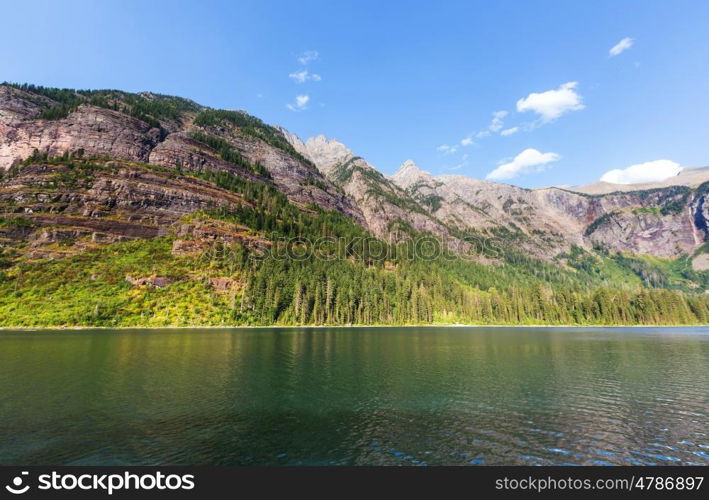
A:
0 157 269 260
0 86 166 167
279 132 352 177
282 133 458 245
0 84 364 225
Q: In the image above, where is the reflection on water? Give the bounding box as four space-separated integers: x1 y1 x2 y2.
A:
0 327 707 465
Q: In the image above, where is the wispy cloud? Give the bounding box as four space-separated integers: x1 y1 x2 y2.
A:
609 37 634 57
486 148 560 181
488 110 507 133
288 69 322 83
297 50 319 65
600 159 681 184
516 82 584 123
437 144 458 154
461 110 508 145
286 94 310 112
500 127 519 136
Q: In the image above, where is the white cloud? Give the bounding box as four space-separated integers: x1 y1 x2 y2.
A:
462 110 510 144
609 37 634 57
286 94 310 112
599 159 682 184
516 82 585 122
500 126 519 136
486 148 560 181
297 50 319 65
437 144 457 154
288 69 322 83
489 110 507 132
480 110 508 137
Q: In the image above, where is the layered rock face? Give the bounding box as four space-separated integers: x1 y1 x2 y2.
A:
218 130 364 225
0 86 54 121
0 85 363 225
0 159 256 258
0 104 162 168
147 132 255 179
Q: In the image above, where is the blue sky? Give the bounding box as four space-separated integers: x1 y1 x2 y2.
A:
2 0 708 187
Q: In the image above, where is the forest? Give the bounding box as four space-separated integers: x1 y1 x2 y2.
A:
1 161 708 327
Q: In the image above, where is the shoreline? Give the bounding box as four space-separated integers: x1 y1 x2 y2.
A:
1 324 707 331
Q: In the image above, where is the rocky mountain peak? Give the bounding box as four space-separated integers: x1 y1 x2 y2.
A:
277 128 354 175
301 135 354 174
276 126 307 154
392 159 432 189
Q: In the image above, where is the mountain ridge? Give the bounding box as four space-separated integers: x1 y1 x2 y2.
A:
3 83 708 263
303 134 709 261
566 166 709 195
1 83 708 327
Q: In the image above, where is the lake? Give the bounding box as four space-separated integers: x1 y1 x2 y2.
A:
0 327 707 466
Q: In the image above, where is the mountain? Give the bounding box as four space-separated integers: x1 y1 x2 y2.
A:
568 167 709 195
1 83 708 327
286 128 709 262
0 84 364 224
283 133 455 244
389 162 708 260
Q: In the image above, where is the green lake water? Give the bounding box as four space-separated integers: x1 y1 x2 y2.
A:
0 327 707 465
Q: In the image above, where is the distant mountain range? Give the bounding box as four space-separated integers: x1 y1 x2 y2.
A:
569 166 709 195
1 83 708 326
285 133 709 262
